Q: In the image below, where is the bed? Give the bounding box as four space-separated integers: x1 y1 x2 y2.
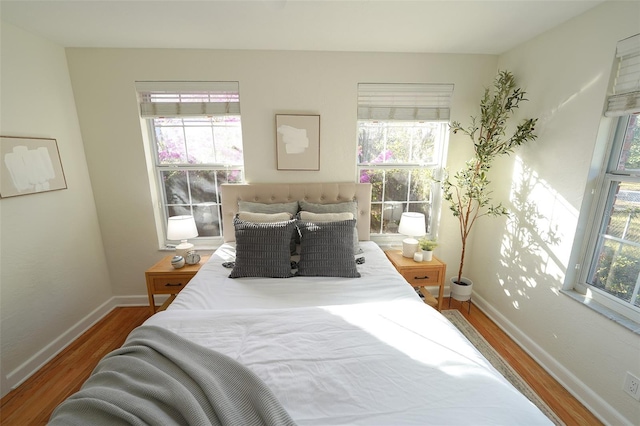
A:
49 183 552 425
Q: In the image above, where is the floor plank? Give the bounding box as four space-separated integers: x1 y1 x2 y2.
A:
1 303 600 425
446 298 602 426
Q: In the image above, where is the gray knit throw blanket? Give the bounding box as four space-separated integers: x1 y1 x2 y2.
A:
48 325 296 426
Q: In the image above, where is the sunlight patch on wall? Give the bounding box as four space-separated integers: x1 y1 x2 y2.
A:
499 156 580 302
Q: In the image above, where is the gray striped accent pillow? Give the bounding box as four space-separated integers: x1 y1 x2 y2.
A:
298 200 363 254
296 219 361 278
229 217 297 278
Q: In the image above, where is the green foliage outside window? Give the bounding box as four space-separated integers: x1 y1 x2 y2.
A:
358 121 441 235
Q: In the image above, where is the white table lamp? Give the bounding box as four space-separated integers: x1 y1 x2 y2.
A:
167 215 199 258
397 212 426 258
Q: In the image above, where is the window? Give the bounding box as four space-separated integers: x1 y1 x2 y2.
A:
137 82 243 246
574 34 640 322
580 115 640 318
357 83 452 238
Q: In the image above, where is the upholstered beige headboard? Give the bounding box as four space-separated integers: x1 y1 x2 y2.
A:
221 183 372 242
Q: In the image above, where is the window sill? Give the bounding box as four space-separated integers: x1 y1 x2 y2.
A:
561 289 640 335
161 243 220 253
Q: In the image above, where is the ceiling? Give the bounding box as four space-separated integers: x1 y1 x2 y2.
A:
0 0 606 54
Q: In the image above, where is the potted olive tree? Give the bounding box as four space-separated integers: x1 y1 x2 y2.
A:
442 71 538 300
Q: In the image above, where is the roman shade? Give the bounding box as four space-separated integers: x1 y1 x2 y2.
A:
357 83 454 121
606 33 640 117
136 81 240 118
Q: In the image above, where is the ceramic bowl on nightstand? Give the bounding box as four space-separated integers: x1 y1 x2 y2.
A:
171 255 185 269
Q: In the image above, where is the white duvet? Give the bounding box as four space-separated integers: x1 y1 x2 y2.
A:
145 242 551 425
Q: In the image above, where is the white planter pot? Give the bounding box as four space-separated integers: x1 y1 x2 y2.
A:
450 276 473 301
422 250 433 262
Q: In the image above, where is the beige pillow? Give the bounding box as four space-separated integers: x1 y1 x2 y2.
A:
237 211 292 222
298 211 354 222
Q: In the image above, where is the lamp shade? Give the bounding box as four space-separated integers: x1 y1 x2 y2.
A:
398 212 425 258
398 212 426 237
167 215 198 240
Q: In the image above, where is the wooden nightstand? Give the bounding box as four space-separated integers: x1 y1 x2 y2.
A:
385 250 446 311
145 254 210 314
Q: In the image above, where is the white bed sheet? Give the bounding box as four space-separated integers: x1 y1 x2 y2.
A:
167 241 422 311
145 242 551 425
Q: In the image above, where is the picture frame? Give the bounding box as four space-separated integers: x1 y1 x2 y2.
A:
276 114 320 171
1 136 68 198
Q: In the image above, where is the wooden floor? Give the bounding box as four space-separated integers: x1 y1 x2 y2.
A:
0 301 601 425
448 298 601 426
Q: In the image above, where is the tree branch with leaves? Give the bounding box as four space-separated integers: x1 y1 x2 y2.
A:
442 71 538 283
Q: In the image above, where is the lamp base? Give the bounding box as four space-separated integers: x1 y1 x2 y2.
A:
176 240 194 258
402 238 419 258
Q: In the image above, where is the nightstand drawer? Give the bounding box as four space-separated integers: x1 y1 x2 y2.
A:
400 268 441 287
151 276 190 293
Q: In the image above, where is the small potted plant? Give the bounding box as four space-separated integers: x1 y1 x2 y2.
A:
418 238 438 261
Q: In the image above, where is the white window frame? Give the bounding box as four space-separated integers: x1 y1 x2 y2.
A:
137 81 244 250
357 83 452 244
566 34 640 326
571 116 640 324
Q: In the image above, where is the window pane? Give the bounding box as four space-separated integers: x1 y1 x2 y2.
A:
358 124 387 164
155 123 187 164
588 180 640 307
381 201 404 233
604 182 640 243
184 125 215 164
370 204 382 234
360 168 383 201
358 121 440 165
213 122 243 164
154 117 244 166
162 170 189 205
409 168 433 202
359 167 432 235
384 169 409 202
189 171 218 204
616 114 640 173
589 239 640 307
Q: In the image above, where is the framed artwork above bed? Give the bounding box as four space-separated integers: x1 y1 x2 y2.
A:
275 114 320 171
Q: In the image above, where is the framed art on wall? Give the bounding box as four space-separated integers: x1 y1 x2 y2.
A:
1 136 68 198
276 114 320 171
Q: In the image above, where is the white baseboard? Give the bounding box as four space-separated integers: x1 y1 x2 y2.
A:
5 297 118 392
470 293 628 426
3 295 162 396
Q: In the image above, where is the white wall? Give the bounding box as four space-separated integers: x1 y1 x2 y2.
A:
0 22 113 396
465 2 639 424
64 48 497 296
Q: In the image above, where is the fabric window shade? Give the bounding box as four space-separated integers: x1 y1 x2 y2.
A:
606 34 640 117
136 81 240 118
358 83 454 121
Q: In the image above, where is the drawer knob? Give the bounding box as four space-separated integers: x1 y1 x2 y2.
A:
414 275 430 280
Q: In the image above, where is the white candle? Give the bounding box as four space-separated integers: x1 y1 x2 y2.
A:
413 252 423 262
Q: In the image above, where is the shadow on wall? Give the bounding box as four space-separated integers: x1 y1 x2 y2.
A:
496 157 573 310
